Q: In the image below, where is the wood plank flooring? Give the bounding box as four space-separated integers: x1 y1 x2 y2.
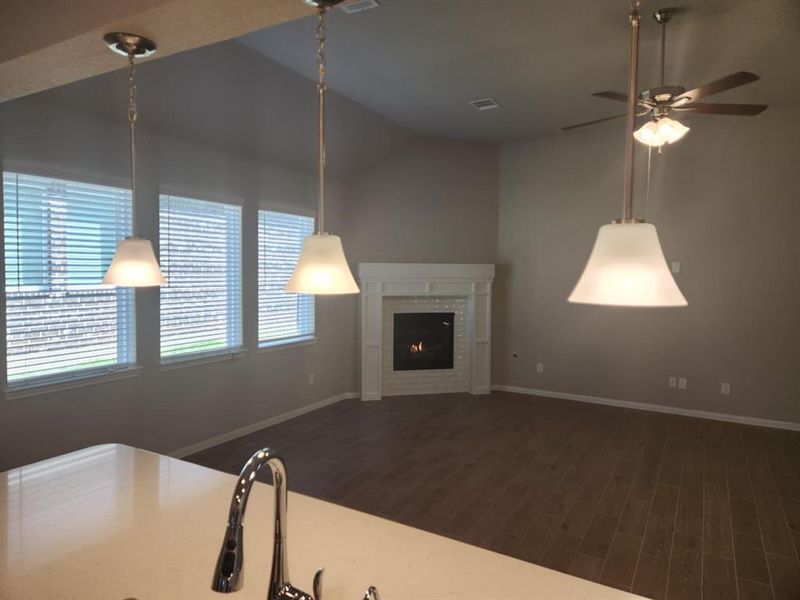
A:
186 391 800 599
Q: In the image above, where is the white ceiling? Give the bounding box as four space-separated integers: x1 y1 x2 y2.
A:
240 0 800 142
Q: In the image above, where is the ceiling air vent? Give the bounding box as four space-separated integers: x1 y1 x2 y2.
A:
469 97 501 111
341 0 380 14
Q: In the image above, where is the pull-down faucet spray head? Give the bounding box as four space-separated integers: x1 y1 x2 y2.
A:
211 448 299 597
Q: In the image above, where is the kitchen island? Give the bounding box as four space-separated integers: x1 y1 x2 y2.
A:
0 444 645 600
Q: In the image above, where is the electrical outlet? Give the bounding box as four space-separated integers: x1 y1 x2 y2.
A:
671 261 681 274
536 362 544 374
308 373 315 386
721 382 731 395
668 376 677 388
678 377 688 390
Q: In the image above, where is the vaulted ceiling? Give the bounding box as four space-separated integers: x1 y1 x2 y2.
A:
8 0 799 177
241 0 800 141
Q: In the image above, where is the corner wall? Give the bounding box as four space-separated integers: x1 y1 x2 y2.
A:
345 139 499 265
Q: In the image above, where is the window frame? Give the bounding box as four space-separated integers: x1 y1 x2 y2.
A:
158 189 244 366
1 163 138 396
257 205 317 350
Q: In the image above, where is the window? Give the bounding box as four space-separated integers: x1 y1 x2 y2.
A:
258 210 315 346
3 171 134 385
159 194 242 360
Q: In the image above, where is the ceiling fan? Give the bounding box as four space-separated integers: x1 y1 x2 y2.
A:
563 7 768 146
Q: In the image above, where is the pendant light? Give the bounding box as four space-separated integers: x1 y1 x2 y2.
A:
569 2 687 307
285 0 359 295
102 33 166 287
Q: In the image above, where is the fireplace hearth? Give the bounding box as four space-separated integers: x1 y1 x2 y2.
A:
393 312 455 371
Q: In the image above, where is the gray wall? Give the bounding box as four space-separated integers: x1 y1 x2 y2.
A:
493 107 800 424
0 99 359 470
346 139 499 264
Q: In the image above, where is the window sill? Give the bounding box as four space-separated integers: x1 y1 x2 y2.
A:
160 347 247 372
3 366 142 401
258 336 317 354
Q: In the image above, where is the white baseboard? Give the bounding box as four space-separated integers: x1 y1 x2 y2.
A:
491 385 800 432
170 392 359 458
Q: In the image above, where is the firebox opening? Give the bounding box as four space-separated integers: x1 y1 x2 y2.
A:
393 312 455 371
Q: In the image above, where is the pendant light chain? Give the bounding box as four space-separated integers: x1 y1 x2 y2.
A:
316 6 327 235
622 0 641 222
126 47 139 236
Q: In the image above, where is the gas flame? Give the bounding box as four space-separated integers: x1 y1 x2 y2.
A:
410 341 424 353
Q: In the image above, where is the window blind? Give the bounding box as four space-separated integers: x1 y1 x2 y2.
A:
159 194 242 359
258 210 315 345
3 171 134 384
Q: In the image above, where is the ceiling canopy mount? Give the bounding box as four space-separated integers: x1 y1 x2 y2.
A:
303 0 346 8
652 7 678 24
103 33 157 58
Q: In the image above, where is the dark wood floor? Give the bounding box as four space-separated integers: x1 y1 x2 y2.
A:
186 391 800 600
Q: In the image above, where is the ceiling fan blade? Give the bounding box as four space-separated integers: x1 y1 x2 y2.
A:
679 102 767 116
562 113 627 131
592 91 628 103
673 71 760 104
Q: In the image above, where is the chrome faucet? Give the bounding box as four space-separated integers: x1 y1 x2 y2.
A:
211 447 380 600
211 448 316 599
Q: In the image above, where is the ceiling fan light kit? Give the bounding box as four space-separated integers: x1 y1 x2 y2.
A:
569 0 687 308
102 32 166 287
285 0 359 295
633 116 690 147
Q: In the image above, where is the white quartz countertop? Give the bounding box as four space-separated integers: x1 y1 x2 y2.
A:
0 444 645 600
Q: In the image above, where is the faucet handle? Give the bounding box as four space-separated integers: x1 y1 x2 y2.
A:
312 568 324 600
310 568 379 600
363 586 380 600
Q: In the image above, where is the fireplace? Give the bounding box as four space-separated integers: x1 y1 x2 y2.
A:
393 312 455 371
358 263 495 400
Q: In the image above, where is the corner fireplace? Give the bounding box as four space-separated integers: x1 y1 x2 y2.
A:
358 263 495 400
393 312 455 371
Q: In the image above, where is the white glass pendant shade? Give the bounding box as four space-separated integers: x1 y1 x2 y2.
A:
103 237 166 287
568 223 687 307
634 117 690 147
284 233 359 295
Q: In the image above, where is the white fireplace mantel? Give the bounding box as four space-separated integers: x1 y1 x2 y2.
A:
358 263 495 401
